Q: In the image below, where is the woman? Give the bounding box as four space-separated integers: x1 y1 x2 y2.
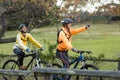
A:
56 18 90 79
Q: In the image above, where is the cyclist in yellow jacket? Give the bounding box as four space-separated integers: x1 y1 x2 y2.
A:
56 18 90 80
13 24 44 69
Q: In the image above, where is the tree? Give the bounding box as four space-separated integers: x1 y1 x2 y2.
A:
95 3 120 23
1 0 119 43
0 0 59 43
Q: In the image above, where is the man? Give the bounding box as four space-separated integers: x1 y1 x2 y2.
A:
13 24 44 69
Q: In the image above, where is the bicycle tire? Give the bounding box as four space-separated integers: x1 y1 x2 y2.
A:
52 63 63 80
34 61 47 80
2 60 20 80
76 64 99 80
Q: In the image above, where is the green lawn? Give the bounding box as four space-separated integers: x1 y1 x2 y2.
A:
1 23 120 58
0 23 120 70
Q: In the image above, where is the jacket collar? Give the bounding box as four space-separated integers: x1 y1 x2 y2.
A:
61 27 70 35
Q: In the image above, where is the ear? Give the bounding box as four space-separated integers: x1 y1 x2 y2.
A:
19 29 22 32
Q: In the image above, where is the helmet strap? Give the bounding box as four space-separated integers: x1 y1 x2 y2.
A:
63 24 68 27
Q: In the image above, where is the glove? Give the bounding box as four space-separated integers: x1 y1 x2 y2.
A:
71 48 79 53
86 25 90 29
26 48 31 52
40 46 45 50
71 48 85 53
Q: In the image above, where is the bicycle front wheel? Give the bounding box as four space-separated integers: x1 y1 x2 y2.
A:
76 64 99 80
52 63 63 80
2 60 20 80
34 61 47 80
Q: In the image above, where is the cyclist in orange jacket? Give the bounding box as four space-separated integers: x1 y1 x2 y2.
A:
13 24 44 69
56 18 90 69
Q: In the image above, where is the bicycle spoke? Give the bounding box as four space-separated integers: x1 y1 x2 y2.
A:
2 60 20 80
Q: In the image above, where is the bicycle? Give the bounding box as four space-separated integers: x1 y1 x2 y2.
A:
52 51 99 80
2 49 47 80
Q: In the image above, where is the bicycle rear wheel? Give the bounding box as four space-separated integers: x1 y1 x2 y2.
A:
76 64 99 80
52 63 63 80
2 60 20 80
34 61 47 80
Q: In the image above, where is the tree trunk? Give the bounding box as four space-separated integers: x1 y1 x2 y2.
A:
0 37 16 44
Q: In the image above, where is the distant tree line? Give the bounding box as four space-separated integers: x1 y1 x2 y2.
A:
0 0 119 43
0 0 59 43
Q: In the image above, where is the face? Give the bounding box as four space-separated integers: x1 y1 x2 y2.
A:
20 26 27 33
67 23 72 28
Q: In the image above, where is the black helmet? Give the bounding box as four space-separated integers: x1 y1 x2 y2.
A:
61 18 73 25
18 24 26 30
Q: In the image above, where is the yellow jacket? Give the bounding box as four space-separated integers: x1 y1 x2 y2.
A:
57 26 87 51
13 33 42 50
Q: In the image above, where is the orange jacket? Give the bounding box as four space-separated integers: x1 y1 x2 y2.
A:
57 26 87 51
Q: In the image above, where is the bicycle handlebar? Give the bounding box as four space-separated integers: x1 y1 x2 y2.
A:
31 48 43 53
78 51 92 54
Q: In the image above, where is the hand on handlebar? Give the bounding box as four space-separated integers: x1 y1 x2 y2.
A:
26 48 31 52
40 46 45 50
71 48 81 53
71 48 92 54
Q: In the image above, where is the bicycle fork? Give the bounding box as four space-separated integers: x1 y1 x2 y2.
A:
36 58 41 67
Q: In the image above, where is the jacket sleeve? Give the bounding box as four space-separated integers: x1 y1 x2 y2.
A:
59 31 73 50
27 34 42 48
70 26 87 35
17 33 27 50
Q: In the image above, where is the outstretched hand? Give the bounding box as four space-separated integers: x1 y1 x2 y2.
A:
86 24 91 29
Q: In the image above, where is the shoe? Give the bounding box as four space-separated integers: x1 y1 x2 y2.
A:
19 65 26 70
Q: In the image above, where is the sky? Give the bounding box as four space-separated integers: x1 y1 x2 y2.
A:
83 0 120 12
57 0 120 13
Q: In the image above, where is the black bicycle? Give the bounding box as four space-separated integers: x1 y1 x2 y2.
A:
52 51 99 80
2 49 47 80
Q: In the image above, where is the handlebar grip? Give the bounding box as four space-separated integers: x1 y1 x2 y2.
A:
79 51 92 54
78 51 85 54
31 49 43 53
86 51 92 54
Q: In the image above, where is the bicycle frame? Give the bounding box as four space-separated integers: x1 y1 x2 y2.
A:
69 53 86 69
18 49 42 70
66 52 90 80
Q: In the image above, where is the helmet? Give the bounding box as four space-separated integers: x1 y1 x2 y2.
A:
61 18 73 25
18 24 26 30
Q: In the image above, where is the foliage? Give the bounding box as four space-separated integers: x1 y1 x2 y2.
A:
0 0 59 30
0 0 119 41
38 39 57 63
86 53 105 65
93 3 120 24
0 23 120 70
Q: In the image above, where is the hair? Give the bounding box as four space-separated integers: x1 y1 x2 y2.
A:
63 24 71 40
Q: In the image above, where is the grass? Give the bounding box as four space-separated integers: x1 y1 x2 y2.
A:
0 23 120 70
